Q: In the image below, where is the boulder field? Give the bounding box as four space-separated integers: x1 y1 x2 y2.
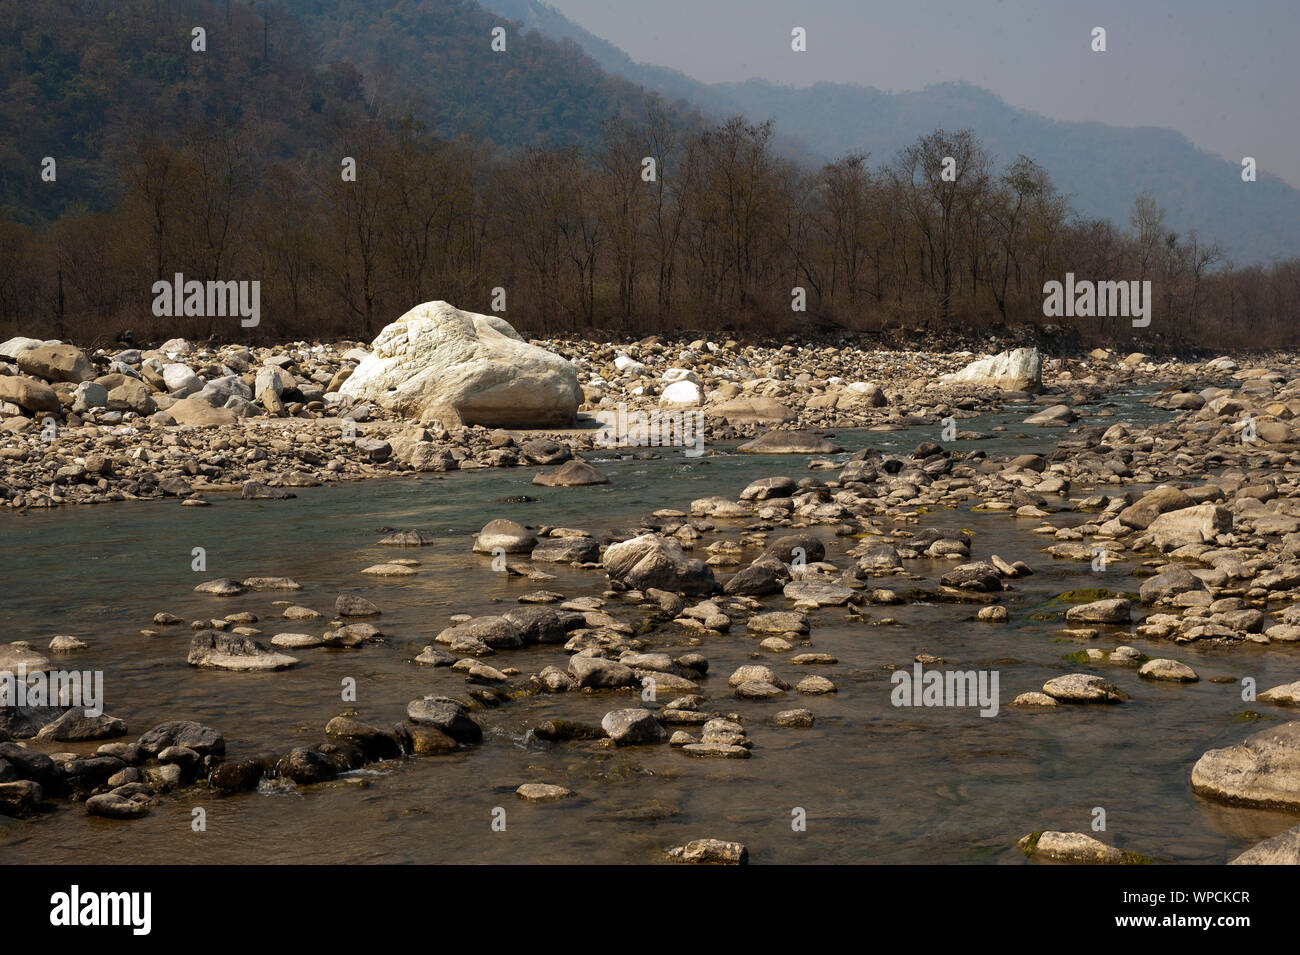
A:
0 313 1297 511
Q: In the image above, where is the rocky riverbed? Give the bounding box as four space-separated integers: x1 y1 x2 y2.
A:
2 313 1291 510
5 308 1300 863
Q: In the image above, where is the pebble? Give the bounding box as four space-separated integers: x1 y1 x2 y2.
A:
665 839 748 864
516 783 574 802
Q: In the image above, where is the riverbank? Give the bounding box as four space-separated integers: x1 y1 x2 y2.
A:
0 331 1286 510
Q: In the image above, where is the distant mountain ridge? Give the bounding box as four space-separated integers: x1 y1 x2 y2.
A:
482 0 1300 265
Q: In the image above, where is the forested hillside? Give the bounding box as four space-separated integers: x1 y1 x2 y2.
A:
277 0 697 149
0 0 1296 350
0 0 694 225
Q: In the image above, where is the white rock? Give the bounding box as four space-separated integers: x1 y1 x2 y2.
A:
162 363 203 397
662 368 701 386
0 336 47 360
158 338 193 357
255 365 294 397
940 347 1041 391
339 301 581 427
660 380 702 407
72 381 108 412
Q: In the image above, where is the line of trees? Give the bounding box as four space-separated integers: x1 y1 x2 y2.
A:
2 107 1297 349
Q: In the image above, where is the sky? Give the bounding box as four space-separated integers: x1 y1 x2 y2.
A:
543 0 1300 188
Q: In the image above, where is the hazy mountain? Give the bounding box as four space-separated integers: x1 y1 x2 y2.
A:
482 0 1300 264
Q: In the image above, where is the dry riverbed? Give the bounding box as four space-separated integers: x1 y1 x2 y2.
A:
0 330 1285 508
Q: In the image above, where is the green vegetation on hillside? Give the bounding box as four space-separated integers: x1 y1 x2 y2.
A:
0 0 1296 348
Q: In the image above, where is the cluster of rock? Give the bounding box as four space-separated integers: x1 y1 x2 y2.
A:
5 308 1282 511
0 303 589 506
0 717 224 819
12 314 1300 861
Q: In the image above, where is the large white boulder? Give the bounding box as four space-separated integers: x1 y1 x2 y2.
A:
0 337 52 361
660 380 702 407
940 347 1041 392
340 301 581 428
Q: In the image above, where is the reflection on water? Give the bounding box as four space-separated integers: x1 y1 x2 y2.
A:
2 389 1296 863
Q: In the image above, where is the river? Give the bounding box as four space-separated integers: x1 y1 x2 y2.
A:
2 388 1296 863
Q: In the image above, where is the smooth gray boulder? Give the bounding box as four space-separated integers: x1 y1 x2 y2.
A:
603 534 715 595
1230 824 1300 864
601 708 665 745
737 430 845 454
406 697 481 744
1191 721 1300 809
473 519 536 554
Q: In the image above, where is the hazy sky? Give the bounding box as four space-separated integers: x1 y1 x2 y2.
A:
545 0 1300 187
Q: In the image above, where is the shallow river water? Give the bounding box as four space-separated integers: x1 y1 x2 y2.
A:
2 389 1298 864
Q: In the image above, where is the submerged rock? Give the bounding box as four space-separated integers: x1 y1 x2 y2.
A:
1230 824 1300 864
137 721 225 756
1065 598 1132 624
774 708 815 727
378 529 435 546
276 747 340 785
531 536 602 563
782 580 855 607
0 780 46 817
1041 674 1126 703
516 783 574 802
569 654 638 689
406 696 482 744
473 519 536 554
1018 830 1145 864
85 790 151 819
187 631 298 671
532 460 609 487
1259 681 1300 705
681 742 750 758
193 578 246 597
737 430 845 454
0 643 51 674
335 594 382 617
603 534 715 595
34 708 127 742
1137 659 1199 682
601 708 665 745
